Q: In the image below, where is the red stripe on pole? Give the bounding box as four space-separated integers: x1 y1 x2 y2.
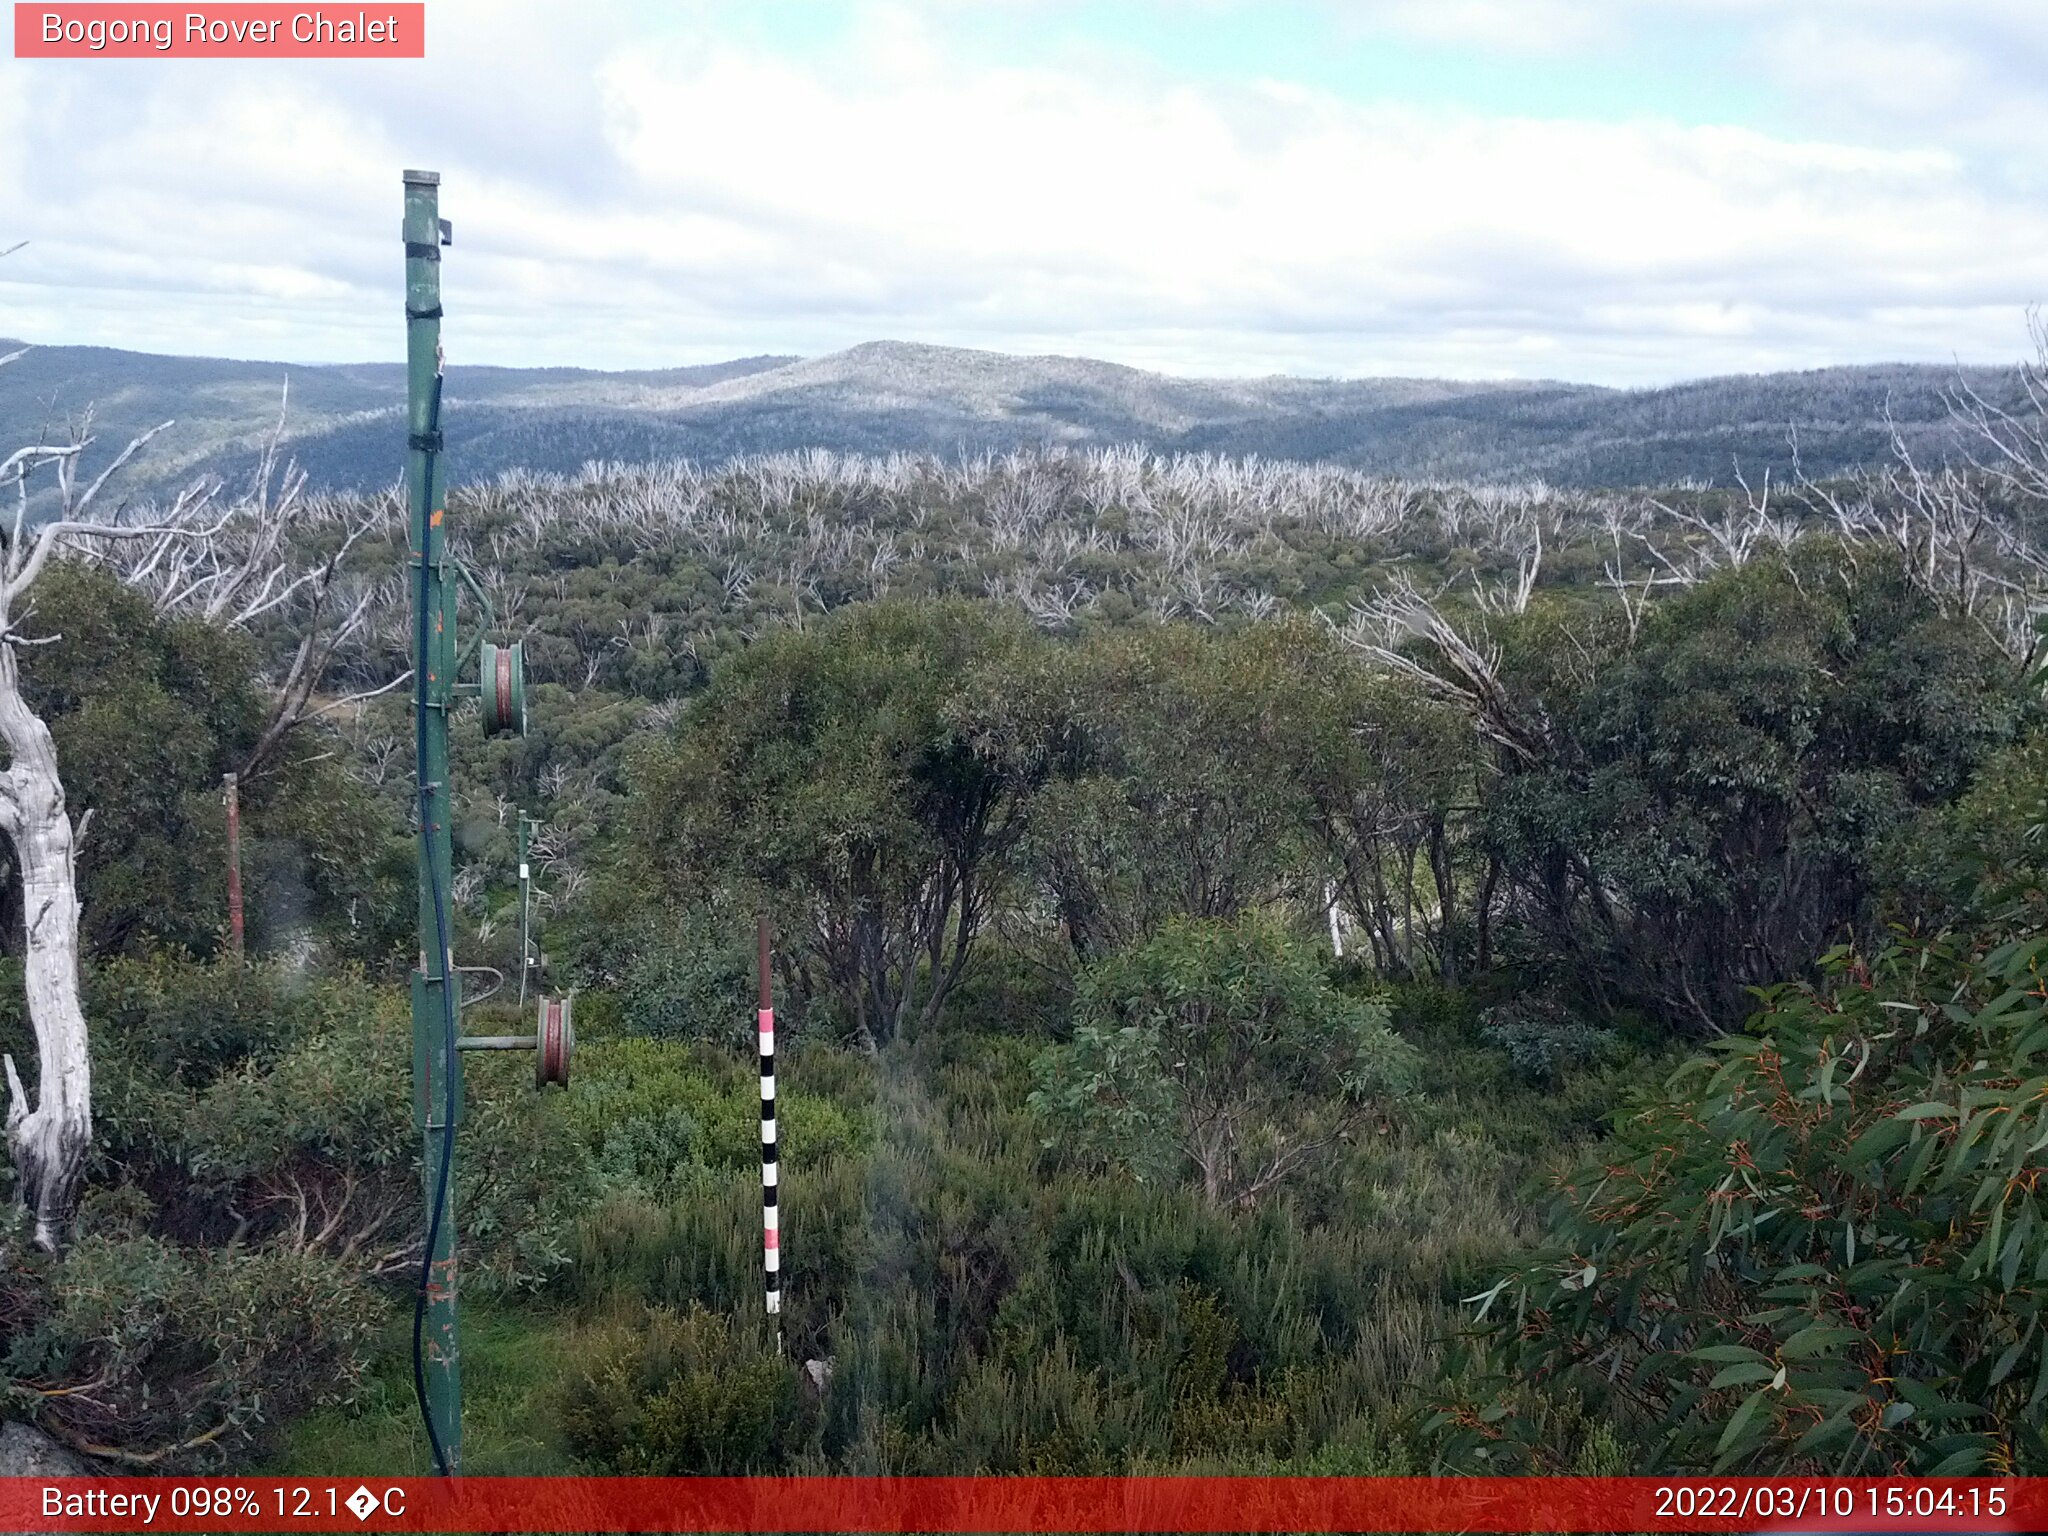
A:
1 1477 2037 1532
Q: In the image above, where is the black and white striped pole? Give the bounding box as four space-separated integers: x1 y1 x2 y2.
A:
516 814 535 1008
757 915 781 1340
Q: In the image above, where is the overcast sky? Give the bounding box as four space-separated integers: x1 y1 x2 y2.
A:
3 0 2046 384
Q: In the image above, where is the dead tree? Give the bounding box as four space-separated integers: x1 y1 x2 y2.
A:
1340 574 1547 766
89 397 409 780
0 372 398 1249
1782 346 2048 667
0 394 231 1249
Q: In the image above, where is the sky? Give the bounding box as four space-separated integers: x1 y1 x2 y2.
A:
3 0 2047 385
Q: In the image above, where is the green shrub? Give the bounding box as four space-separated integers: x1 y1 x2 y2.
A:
1476 997 1619 1084
1481 555 2032 1031
1031 916 1417 1205
84 952 360 1085
76 957 586 1293
560 1037 870 1198
933 948 1070 1040
1433 906 2048 1474
559 1304 807 1472
613 913 755 1046
0 1234 382 1467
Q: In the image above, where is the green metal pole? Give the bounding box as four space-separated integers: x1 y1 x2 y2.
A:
403 167 461 1474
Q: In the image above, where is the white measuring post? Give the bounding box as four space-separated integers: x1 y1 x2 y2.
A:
757 916 782 1334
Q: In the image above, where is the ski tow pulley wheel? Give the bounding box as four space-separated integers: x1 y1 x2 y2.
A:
535 994 573 1088
480 640 527 737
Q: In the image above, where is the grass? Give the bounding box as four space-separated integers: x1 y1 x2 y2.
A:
267 1296 583 1475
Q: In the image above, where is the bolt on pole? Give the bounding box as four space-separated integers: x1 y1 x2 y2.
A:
404 166 462 1475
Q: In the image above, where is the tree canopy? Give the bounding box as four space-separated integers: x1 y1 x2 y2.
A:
629 599 1066 1046
1032 915 1418 1207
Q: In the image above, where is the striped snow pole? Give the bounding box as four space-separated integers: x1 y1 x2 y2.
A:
757 916 781 1327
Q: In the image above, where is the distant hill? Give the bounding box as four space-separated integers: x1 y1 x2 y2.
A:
0 337 2021 503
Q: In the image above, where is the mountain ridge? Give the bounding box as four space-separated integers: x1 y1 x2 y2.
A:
0 336 2020 498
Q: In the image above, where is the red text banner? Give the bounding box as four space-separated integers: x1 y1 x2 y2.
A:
14 4 425 57
0 1476 2041 1533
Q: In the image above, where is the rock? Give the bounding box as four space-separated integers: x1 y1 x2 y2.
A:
0 1420 96 1476
802 1357 834 1395
0 1422 100 1536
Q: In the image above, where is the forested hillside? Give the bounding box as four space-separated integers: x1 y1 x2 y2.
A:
0 338 2023 507
1 367 2045 1477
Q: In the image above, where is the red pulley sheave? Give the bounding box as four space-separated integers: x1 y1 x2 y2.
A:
479 640 527 736
535 994 573 1088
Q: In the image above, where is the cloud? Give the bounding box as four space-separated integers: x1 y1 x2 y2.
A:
1356 0 1616 55
1738 1 2048 176
1 1 2044 384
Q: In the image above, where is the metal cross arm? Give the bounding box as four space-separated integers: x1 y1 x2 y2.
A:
455 995 575 1089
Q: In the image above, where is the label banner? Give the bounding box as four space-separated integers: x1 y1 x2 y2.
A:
1 1476 2041 1533
14 4 425 57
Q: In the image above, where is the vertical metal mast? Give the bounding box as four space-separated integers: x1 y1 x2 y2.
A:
403 167 461 1476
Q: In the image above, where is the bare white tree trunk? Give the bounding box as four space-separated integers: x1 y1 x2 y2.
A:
0 642 90 1251
0 339 399 1250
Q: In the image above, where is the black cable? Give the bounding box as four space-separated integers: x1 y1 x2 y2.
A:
409 370 459 1480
